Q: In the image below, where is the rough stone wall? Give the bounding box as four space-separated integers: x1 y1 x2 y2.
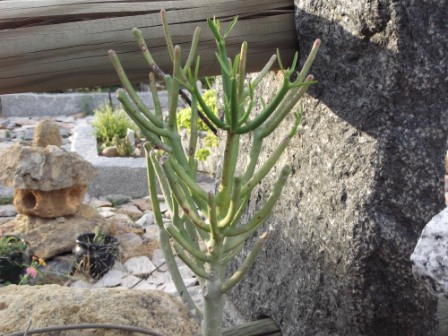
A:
225 1 448 335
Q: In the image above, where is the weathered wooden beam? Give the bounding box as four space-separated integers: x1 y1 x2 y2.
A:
0 0 297 93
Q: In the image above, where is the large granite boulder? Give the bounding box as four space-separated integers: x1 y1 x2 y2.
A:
0 285 200 336
225 1 448 335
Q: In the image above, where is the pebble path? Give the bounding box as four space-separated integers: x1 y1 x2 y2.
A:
0 113 208 311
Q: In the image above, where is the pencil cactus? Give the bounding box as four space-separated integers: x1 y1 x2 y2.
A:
109 10 319 336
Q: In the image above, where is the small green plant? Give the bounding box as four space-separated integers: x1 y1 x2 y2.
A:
78 96 95 116
0 235 26 255
112 134 134 157
109 10 319 336
0 195 13 205
91 103 138 148
93 226 106 245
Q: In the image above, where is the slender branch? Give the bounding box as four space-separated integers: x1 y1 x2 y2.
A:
240 137 291 198
174 242 208 280
236 77 290 134
162 161 211 232
221 233 269 293
165 223 210 263
226 166 291 236
108 50 163 128
169 159 208 201
218 176 242 229
117 89 172 143
207 192 219 240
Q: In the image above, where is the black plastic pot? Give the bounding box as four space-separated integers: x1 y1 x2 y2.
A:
0 235 29 284
73 233 120 279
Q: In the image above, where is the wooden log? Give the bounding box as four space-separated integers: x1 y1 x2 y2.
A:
0 0 297 93
193 318 282 336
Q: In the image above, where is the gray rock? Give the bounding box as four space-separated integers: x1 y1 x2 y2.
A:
124 256 156 277
411 208 448 297
224 2 447 335
151 248 168 271
93 269 126 288
120 274 142 288
0 204 16 217
0 143 96 190
136 212 154 227
0 204 109 259
0 119 10 129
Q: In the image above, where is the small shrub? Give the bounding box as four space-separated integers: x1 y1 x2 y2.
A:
91 104 138 148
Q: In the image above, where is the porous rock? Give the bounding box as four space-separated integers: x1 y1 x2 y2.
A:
14 185 88 217
224 1 447 335
0 143 96 191
32 119 62 147
0 204 109 259
411 207 448 297
0 285 200 336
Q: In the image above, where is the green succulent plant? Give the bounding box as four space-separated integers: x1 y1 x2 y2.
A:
109 10 319 336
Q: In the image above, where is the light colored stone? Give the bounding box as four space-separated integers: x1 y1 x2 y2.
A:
98 209 116 218
93 269 126 288
70 280 93 288
126 129 135 148
143 224 160 241
132 198 152 211
117 232 145 261
0 143 96 190
0 204 16 217
159 202 168 213
102 146 119 157
151 248 168 271
178 265 194 279
0 285 200 335
411 207 448 297
106 213 134 228
89 197 112 208
32 119 62 147
183 277 199 288
0 204 109 259
132 280 158 290
120 274 142 288
147 271 166 287
124 256 156 277
136 212 154 226
116 203 143 220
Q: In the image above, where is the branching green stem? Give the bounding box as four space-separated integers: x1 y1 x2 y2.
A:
109 11 319 336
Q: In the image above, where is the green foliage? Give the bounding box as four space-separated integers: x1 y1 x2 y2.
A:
195 148 211 161
177 89 218 131
93 226 106 245
112 134 134 157
91 103 138 147
177 89 218 160
0 196 13 205
0 235 27 255
78 96 95 116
